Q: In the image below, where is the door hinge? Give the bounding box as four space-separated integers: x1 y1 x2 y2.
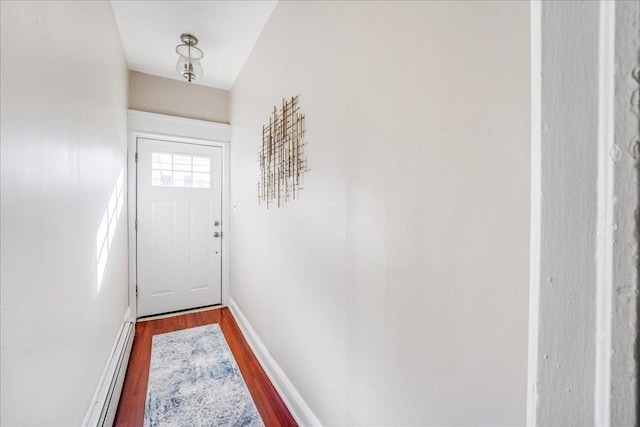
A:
135 152 138 162
135 285 138 296
135 218 138 230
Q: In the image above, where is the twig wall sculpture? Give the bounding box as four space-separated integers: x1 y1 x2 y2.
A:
258 96 307 208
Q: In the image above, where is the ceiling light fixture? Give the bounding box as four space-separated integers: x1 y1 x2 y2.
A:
176 34 203 83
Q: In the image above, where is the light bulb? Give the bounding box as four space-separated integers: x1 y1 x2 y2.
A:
176 57 203 82
175 38 204 82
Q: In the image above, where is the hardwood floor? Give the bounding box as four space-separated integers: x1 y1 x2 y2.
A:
113 307 297 426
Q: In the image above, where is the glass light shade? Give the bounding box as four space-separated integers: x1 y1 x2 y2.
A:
176 57 203 81
175 44 204 82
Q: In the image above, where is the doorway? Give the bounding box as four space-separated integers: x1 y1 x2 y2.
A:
136 137 223 317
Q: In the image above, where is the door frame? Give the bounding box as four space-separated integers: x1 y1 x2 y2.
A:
528 1 639 424
127 110 231 319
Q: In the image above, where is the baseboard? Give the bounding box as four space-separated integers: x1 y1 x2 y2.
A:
228 298 321 427
82 308 135 427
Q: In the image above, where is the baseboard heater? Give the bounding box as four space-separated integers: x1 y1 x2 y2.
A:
83 319 135 427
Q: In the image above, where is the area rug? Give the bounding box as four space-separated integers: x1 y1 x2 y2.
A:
144 324 265 427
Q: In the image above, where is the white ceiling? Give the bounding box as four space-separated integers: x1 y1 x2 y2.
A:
110 1 277 90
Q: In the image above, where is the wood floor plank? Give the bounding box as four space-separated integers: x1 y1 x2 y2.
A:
113 307 297 427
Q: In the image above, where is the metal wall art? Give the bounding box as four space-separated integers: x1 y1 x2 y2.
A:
258 96 307 208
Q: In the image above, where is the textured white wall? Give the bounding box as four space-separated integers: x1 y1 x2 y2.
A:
129 71 230 123
230 1 530 425
608 2 640 423
0 2 129 425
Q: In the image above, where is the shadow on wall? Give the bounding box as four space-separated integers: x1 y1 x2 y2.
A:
96 169 124 291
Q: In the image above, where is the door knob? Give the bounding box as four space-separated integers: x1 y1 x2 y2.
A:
213 232 221 238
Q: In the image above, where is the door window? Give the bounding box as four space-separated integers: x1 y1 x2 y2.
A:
151 152 210 188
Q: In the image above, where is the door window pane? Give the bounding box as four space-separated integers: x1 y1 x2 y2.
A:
193 173 210 188
173 171 193 187
152 170 173 186
193 157 210 173
151 152 210 188
173 155 192 172
152 153 172 170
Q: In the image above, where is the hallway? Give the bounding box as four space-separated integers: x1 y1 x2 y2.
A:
1 1 638 425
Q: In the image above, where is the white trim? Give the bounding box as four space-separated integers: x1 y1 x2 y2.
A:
82 310 135 427
128 110 230 142
594 1 616 424
228 298 322 427
533 3 601 424
127 132 138 317
221 141 231 306
127 110 231 319
527 2 541 425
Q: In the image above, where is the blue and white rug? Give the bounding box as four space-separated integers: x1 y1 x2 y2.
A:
144 324 265 427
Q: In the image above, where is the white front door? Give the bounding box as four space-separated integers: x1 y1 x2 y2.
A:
137 138 222 317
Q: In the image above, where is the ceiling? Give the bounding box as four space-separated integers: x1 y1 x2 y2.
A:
110 1 277 90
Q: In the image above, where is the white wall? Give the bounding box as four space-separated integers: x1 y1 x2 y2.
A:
0 2 129 425
230 1 530 425
129 70 230 123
